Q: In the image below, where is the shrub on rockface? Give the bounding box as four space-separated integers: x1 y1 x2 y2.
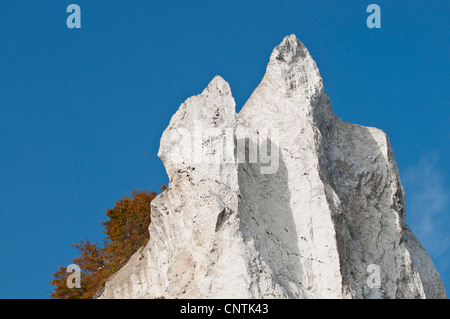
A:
50 188 164 299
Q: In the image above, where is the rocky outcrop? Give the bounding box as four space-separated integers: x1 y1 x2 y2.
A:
99 35 447 299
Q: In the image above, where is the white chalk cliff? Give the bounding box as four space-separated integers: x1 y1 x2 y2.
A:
99 35 447 299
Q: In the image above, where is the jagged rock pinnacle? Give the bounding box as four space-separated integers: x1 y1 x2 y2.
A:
99 35 447 299
271 34 309 64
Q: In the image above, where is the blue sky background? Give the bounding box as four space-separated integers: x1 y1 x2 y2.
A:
0 0 448 298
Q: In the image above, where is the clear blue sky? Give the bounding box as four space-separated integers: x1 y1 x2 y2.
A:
0 1 448 298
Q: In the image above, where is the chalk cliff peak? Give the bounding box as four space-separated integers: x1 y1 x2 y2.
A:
99 35 447 299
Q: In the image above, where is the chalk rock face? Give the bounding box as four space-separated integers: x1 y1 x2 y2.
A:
99 35 447 299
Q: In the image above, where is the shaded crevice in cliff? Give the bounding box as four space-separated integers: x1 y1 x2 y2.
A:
237 136 304 298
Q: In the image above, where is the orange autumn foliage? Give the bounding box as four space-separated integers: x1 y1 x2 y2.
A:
50 188 165 299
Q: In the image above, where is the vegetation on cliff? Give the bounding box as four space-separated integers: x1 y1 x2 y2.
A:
50 187 166 299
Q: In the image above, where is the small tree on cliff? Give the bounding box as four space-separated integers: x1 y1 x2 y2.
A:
50 188 164 299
